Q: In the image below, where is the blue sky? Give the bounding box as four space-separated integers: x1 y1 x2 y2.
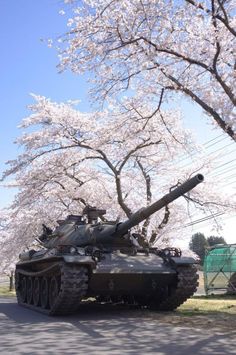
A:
0 0 91 205
0 0 90 155
0 1 235 242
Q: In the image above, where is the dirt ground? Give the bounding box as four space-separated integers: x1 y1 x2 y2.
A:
150 310 236 332
157 271 236 331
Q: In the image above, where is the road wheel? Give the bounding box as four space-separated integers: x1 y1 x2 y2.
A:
33 277 40 306
19 276 27 303
26 277 33 304
41 277 49 309
49 276 60 309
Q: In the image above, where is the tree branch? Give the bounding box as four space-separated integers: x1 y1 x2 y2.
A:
185 0 236 37
136 159 152 237
162 70 236 140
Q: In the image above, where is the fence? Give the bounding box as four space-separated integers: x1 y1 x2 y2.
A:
204 244 236 295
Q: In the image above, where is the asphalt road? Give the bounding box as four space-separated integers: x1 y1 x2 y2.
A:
0 297 235 355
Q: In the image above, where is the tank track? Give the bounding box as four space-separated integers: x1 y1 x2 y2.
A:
15 263 88 315
156 265 199 311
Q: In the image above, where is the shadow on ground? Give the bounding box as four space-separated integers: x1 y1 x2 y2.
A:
0 298 235 354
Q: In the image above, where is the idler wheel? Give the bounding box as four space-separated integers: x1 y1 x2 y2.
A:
49 276 60 309
41 277 49 309
26 277 33 304
33 277 40 306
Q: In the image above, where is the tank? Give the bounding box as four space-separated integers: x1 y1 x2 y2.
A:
15 174 204 315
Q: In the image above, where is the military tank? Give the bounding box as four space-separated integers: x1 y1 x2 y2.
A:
15 174 204 315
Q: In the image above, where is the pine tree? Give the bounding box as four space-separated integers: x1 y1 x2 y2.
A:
189 233 209 265
207 236 226 247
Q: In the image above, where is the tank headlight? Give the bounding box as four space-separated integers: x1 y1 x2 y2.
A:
70 247 77 255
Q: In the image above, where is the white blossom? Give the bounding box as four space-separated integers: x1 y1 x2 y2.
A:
56 0 236 139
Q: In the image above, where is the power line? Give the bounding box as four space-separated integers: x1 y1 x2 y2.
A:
204 135 228 149
168 134 236 234
219 173 236 181
177 139 236 169
203 133 226 147
174 211 235 231
184 213 236 231
174 134 228 164
183 212 225 228
210 158 236 172
210 164 236 178
222 180 236 188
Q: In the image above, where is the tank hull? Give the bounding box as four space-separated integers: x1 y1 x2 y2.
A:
15 251 198 315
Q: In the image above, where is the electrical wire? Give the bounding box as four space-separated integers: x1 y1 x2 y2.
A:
184 213 236 231
183 212 225 228
173 134 227 164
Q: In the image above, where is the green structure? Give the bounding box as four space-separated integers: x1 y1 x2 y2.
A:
204 244 236 294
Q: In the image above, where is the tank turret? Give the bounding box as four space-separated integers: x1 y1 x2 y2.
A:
42 174 204 248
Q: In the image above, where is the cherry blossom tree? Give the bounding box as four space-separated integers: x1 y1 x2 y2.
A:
1 94 234 269
0 211 17 276
57 0 236 139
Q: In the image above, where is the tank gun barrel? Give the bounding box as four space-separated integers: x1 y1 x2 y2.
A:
116 174 204 237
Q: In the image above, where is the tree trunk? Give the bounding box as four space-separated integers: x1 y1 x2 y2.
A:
9 271 14 292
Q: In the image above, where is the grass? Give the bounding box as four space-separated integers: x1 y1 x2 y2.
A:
153 295 236 330
0 286 16 297
177 295 236 318
132 294 236 330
